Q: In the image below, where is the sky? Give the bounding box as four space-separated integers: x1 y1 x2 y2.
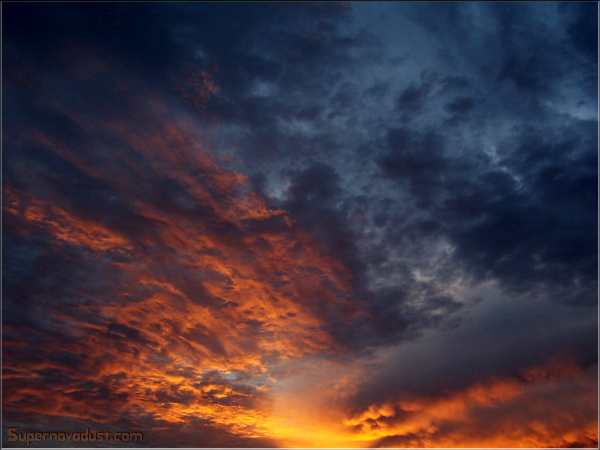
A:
2 2 598 448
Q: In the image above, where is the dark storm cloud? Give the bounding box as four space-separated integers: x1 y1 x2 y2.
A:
378 128 447 208
397 80 433 114
139 2 381 173
444 96 474 114
4 0 595 350
564 2 598 61
347 4 598 309
340 292 598 447
275 163 429 350
153 2 355 96
277 163 362 286
350 296 597 410
3 3 182 84
429 123 597 299
445 96 474 113
401 3 569 91
378 124 595 302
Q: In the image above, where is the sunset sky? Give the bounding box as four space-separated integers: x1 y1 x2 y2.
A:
2 2 598 448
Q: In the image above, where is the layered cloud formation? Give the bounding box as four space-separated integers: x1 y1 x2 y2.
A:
3 3 598 448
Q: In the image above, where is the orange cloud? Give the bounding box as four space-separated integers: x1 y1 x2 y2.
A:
2 108 360 442
175 68 220 109
4 54 595 448
344 361 598 448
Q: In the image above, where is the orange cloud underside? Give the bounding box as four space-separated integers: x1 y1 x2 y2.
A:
343 361 598 448
2 111 360 442
3 101 597 448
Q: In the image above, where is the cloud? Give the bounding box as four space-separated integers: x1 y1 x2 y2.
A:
370 364 598 448
346 286 597 411
3 2 597 447
2 78 362 445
